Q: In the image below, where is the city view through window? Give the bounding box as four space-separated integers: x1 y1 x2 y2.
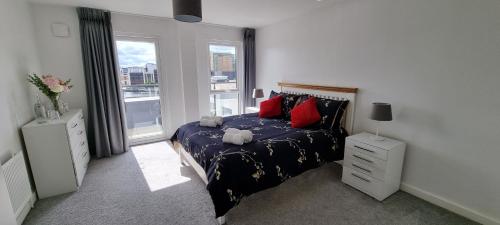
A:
209 44 240 117
116 40 163 141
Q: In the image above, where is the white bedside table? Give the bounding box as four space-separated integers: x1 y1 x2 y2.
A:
342 132 406 201
245 107 259 113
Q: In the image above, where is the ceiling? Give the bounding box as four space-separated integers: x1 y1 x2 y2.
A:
28 0 337 28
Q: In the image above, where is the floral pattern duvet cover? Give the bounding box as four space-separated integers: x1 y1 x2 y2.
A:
171 113 347 217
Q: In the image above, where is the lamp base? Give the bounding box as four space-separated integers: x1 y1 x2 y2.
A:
370 135 385 141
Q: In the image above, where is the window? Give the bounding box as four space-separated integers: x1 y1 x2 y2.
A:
116 39 165 143
209 44 241 117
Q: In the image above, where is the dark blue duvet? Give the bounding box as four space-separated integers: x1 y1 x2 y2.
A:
171 113 347 217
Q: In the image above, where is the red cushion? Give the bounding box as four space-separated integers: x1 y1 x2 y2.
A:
290 97 321 128
259 95 283 118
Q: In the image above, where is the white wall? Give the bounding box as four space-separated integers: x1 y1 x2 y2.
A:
31 3 88 121
256 0 500 224
0 0 41 161
0 0 41 223
30 4 243 137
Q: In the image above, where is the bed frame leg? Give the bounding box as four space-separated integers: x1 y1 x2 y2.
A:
217 216 226 225
176 142 187 166
179 150 188 166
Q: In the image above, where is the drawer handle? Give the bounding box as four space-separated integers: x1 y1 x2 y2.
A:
80 141 85 146
351 173 371 183
352 163 372 173
71 123 78 128
354 145 375 153
353 154 374 163
82 151 88 158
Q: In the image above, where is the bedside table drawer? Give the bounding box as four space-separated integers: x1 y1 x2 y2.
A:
346 140 387 160
342 167 384 199
344 148 386 180
342 132 406 201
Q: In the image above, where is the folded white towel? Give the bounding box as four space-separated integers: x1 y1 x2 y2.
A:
224 128 253 143
200 118 217 127
222 132 244 145
201 116 223 126
225 128 240 134
239 130 253 143
214 116 223 125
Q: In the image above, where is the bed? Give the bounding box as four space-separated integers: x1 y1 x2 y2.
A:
171 82 358 224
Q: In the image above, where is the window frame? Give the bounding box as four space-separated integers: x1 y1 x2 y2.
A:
114 34 169 146
207 40 244 117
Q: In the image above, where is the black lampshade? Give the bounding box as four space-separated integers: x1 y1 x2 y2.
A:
370 103 393 121
172 0 202 23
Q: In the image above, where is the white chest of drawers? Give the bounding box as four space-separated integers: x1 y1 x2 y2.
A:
342 132 406 201
22 109 90 199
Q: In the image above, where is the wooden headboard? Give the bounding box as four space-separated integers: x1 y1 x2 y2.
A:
278 82 358 134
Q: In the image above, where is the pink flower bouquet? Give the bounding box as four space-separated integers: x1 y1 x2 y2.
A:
28 74 73 114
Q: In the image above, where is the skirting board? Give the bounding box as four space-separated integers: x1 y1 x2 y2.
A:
400 183 499 225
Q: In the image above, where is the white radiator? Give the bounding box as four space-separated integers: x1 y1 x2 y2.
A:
1 151 35 225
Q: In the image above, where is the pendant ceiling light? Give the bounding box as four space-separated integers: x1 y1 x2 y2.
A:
172 0 202 23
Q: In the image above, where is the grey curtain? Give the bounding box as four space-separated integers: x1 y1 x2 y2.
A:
243 28 256 107
77 7 129 158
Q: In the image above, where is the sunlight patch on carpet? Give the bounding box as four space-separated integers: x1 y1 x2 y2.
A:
132 142 191 192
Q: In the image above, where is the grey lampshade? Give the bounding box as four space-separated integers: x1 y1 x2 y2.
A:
370 103 393 121
172 0 202 23
252 88 264 98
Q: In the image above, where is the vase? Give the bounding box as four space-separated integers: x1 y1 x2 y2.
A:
34 95 47 119
49 95 63 116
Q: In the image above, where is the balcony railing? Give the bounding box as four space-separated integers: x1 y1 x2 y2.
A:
122 84 160 99
122 84 163 140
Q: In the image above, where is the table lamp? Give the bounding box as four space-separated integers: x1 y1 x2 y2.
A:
252 88 264 99
370 102 392 141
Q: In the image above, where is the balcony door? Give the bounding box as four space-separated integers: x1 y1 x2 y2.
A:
115 37 166 144
209 43 243 117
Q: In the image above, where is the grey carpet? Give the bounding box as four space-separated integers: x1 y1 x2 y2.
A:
23 142 478 225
